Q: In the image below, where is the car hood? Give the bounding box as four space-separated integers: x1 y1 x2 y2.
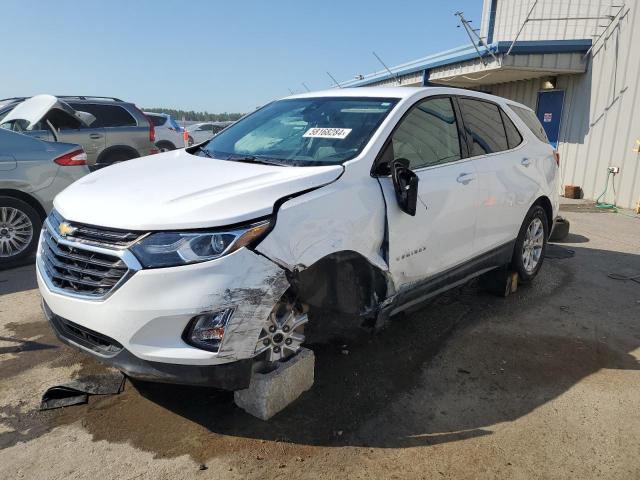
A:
1 94 90 129
54 149 344 230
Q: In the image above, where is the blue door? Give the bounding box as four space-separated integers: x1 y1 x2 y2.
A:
536 90 564 149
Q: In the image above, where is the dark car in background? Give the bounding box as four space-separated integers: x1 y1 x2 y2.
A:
0 95 158 168
0 129 89 265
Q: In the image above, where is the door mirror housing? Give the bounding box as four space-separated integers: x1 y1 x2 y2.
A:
390 158 419 216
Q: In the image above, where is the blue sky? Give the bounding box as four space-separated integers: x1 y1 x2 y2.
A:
1 0 482 112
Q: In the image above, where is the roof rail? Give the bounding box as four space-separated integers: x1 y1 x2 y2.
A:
0 97 27 102
55 95 125 102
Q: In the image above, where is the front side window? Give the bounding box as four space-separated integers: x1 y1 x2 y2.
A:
459 98 509 156
199 97 398 166
384 97 461 170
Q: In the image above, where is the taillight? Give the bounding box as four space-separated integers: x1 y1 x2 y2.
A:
54 149 87 166
553 151 560 167
148 117 156 143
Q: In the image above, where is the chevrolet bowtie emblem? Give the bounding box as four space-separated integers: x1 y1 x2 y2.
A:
58 222 77 237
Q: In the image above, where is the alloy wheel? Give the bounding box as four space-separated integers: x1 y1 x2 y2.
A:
0 207 34 258
254 300 308 362
522 217 544 273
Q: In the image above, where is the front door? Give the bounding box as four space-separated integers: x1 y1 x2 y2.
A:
536 90 564 149
377 96 479 289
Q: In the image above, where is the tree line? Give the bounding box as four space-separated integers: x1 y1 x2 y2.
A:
143 108 244 122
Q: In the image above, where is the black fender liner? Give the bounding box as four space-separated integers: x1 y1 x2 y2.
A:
287 251 388 316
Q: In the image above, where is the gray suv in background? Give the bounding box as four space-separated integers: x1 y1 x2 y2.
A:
0 95 158 167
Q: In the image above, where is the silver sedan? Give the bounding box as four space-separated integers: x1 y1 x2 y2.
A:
0 129 89 266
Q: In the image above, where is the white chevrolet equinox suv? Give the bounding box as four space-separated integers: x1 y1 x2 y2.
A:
37 87 558 390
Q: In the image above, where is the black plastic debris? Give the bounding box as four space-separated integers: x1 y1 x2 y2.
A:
40 371 126 410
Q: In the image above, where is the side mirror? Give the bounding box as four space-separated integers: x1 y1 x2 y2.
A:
390 158 419 216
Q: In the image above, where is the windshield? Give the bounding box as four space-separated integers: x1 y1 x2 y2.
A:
197 97 398 166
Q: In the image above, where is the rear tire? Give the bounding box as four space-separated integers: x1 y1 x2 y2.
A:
0 196 42 266
511 205 548 284
156 141 175 152
100 150 137 167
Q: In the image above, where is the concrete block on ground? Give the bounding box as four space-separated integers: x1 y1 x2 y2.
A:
234 348 314 420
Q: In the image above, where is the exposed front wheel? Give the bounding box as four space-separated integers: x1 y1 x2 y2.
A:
254 297 308 362
511 205 548 283
0 197 42 266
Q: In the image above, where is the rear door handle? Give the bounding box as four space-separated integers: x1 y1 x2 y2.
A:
89 133 103 139
456 172 475 185
521 157 531 167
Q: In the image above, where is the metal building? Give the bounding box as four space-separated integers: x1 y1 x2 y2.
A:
341 1 639 209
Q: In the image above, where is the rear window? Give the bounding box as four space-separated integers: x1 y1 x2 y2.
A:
500 109 523 149
168 117 182 130
147 115 167 127
510 104 549 143
68 103 137 128
459 98 508 156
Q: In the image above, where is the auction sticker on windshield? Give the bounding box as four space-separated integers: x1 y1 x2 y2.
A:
303 127 352 139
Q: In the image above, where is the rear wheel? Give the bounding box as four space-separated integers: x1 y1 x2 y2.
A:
100 150 137 167
511 205 548 283
0 197 42 266
156 141 175 152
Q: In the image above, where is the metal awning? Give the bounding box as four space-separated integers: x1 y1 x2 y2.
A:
339 40 592 89
428 50 587 87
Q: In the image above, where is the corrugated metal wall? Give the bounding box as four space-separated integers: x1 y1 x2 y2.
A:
481 0 621 42
486 2 640 208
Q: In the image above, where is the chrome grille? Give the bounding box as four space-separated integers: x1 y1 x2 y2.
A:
48 210 143 248
39 214 141 299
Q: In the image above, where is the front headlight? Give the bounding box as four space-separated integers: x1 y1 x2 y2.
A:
131 219 271 268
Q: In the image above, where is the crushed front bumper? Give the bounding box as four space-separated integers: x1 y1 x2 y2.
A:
37 241 290 380
43 300 253 389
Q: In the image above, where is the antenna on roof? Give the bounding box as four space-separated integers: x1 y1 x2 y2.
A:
455 11 498 64
301 82 311 92
326 71 343 89
372 51 401 85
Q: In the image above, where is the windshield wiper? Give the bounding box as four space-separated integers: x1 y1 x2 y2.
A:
227 154 288 166
194 145 213 158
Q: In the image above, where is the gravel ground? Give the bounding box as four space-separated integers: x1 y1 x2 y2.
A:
0 205 639 479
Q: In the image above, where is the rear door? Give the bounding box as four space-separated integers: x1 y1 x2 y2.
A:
68 103 138 158
378 96 479 288
459 97 538 254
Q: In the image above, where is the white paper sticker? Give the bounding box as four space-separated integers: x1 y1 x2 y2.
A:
303 127 352 139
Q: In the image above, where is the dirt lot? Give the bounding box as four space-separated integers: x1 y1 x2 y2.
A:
1 204 639 479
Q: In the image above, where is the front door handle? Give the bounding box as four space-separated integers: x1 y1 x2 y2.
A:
89 133 103 139
521 157 531 167
456 172 475 185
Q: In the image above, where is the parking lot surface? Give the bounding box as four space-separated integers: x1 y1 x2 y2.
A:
1 205 639 479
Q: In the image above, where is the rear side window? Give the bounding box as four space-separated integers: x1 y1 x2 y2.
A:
510 104 549 143
147 115 167 127
68 103 137 128
385 97 462 170
458 98 508 156
500 109 523 149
